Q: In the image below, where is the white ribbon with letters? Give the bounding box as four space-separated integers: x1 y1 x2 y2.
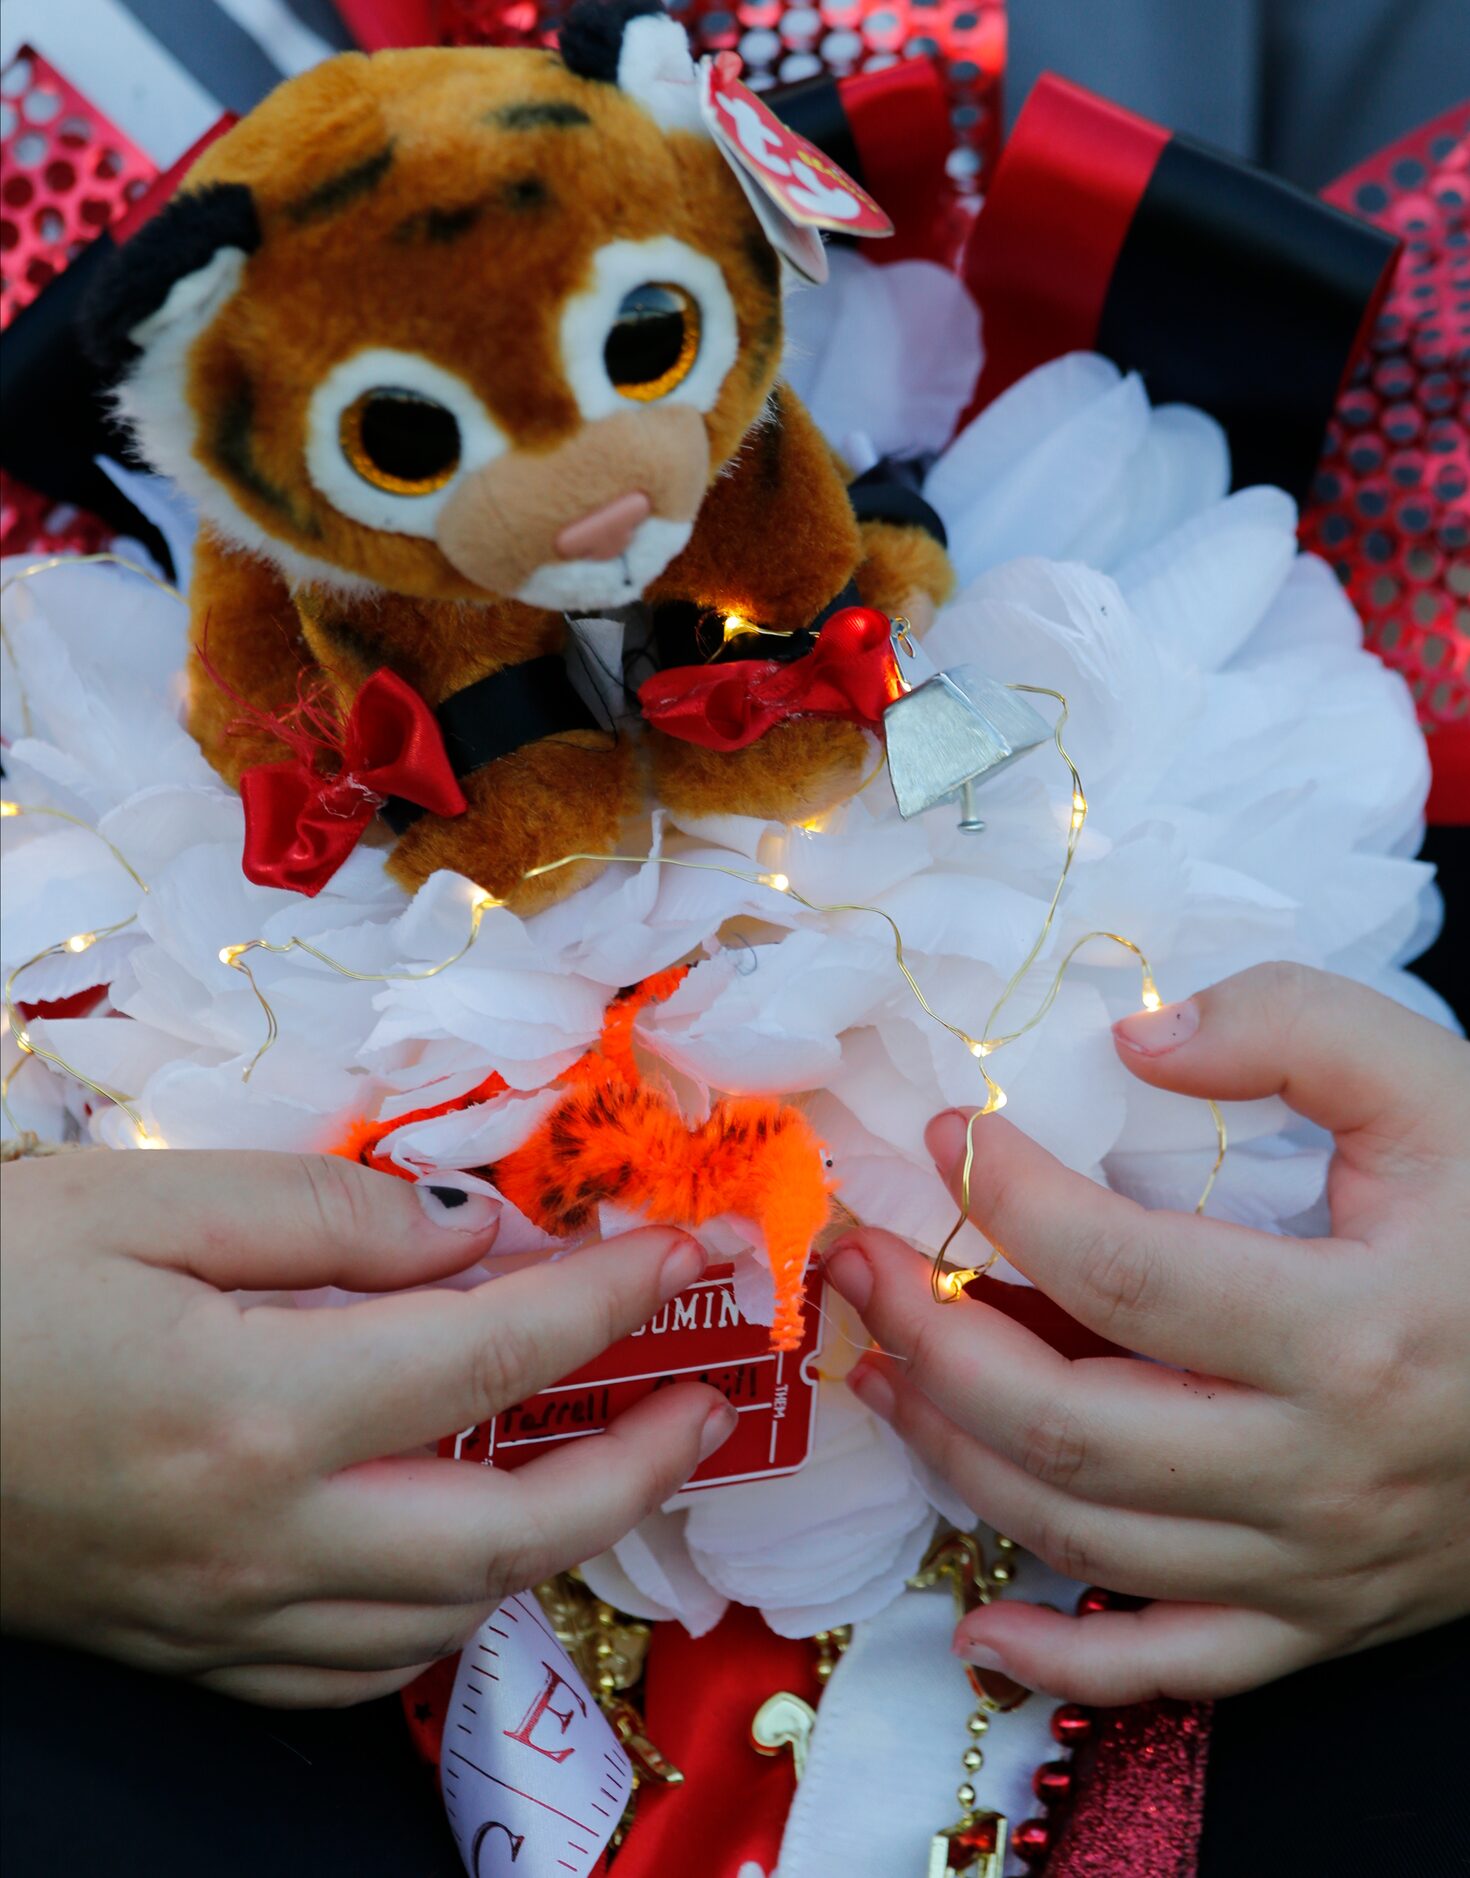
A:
441 1591 630 1877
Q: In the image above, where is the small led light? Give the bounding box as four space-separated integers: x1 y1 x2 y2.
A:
1069 791 1087 832
135 1127 166 1149
982 1087 1008 1115
1140 978 1162 1012
65 931 97 954
967 1038 991 1059
763 872 791 893
0 800 19 818
938 1268 981 1302
473 893 504 913
218 943 248 966
723 613 758 641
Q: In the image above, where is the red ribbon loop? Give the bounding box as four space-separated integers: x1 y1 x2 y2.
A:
240 669 467 896
638 606 903 752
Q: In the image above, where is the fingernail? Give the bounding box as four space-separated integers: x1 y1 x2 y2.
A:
1113 998 1200 1057
924 1109 971 1172
417 1182 500 1233
824 1244 873 1312
697 1400 739 1462
847 1360 894 1420
952 1636 1011 1675
659 1234 708 1302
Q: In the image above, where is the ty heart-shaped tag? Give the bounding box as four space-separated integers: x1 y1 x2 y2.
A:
698 50 893 283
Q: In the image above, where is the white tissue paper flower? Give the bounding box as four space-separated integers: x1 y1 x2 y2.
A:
1 255 1448 1652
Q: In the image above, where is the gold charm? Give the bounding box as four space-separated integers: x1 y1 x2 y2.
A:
750 1691 818 1782
925 1810 1008 1878
605 1697 684 1787
909 1533 1030 1713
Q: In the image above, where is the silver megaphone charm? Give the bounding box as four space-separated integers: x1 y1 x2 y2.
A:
883 623 1049 831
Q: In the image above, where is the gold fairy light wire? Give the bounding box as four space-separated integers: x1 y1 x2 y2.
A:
0 801 157 1141
0 552 187 740
3 565 1226 1246
217 890 503 1080
0 799 151 893
209 686 1226 1277
923 684 1226 1299
1 915 148 1138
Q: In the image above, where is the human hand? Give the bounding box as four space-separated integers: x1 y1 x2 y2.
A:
824 962 1470 1703
0 1150 733 1707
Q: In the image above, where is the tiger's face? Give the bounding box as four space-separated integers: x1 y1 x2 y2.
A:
100 15 785 609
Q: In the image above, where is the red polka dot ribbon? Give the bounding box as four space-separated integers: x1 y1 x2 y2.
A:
1303 104 1470 824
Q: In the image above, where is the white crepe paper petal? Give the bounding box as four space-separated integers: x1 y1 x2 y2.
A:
781 250 982 460
1 257 1449 1634
378 1086 563 1172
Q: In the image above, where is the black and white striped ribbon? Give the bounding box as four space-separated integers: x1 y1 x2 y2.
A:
110 0 354 114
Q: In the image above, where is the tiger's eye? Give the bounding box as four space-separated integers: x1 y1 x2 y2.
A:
604 283 701 402
340 388 461 495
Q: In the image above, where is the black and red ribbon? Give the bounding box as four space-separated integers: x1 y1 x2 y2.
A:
961 74 1402 503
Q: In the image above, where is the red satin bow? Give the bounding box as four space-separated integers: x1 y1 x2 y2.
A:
239 669 467 897
639 606 903 752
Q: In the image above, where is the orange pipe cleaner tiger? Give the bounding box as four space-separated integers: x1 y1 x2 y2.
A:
338 966 831 1352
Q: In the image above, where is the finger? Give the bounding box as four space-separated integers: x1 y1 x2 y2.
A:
196 1661 432 1709
825 1230 1290 1515
847 1357 1278 1604
294 1383 735 1603
952 1601 1312 1704
268 1227 710 1464
924 1113 1328 1383
93 1149 501 1289
1111 961 1465 1161
230 1598 492 1673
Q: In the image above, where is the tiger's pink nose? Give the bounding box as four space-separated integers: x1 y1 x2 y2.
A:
554 491 652 562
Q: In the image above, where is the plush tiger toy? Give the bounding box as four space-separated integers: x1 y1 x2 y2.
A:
87 0 953 910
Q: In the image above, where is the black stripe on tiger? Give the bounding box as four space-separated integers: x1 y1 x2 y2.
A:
491 101 591 131
213 381 317 534
285 144 395 225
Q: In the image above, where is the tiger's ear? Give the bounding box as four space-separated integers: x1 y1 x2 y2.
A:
82 182 260 378
559 0 704 135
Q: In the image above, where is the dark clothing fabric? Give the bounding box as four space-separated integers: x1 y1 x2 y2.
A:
0 1636 463 1877
1199 1618 1470 1877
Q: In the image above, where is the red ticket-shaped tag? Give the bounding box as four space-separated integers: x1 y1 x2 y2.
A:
445 1264 823 1492
698 51 892 283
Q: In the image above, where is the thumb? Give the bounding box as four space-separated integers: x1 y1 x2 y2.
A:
119 1150 499 1290
1111 961 1462 1153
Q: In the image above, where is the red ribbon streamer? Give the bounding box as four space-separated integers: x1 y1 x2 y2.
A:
333 0 438 49
638 606 902 751
961 75 1168 423
239 668 466 896
596 1607 814 1878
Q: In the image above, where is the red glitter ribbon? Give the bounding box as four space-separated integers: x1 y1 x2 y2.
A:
963 76 1168 416
1046 1700 1212 1878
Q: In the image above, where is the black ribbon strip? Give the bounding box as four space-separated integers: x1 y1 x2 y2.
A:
1096 133 1401 501
381 653 600 834
848 460 947 546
